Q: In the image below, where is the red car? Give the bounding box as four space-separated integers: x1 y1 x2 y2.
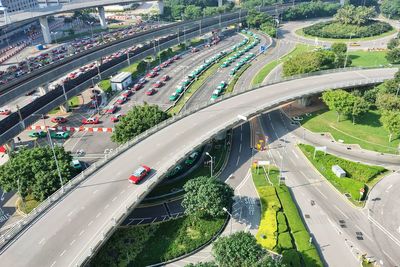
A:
111 113 125 123
160 62 169 68
121 90 131 97
116 96 127 104
0 108 11 115
105 105 117 114
161 75 170 82
138 78 147 85
146 71 158 78
152 81 163 88
173 55 180 60
146 88 157 95
191 47 199 53
51 116 67 123
153 66 161 72
129 165 151 184
132 83 142 91
82 117 99 124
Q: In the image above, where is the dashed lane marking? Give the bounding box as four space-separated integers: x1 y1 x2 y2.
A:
60 250 66 257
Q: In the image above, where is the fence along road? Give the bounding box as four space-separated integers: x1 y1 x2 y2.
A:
0 68 395 267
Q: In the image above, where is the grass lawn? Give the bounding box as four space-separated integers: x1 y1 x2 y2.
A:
295 27 397 42
252 167 323 266
298 143 387 205
146 137 229 199
17 194 40 214
302 109 400 154
91 215 225 267
251 44 314 86
48 96 81 114
349 50 389 67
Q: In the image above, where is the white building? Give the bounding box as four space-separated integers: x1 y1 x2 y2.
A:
0 0 38 12
111 72 132 91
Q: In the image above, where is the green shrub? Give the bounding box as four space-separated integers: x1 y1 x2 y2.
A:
276 186 304 234
98 79 111 94
303 20 392 39
293 231 322 267
277 211 288 233
277 232 293 252
282 249 302 267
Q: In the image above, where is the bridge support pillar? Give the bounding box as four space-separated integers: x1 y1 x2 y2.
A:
59 102 70 113
4 139 15 153
158 1 164 15
38 84 49 96
97 6 107 29
297 96 312 107
215 131 226 141
218 0 223 7
39 16 52 44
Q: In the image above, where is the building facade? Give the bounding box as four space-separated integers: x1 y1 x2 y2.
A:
0 0 38 12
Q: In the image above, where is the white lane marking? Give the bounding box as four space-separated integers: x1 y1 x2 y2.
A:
314 187 328 199
96 212 102 218
50 261 57 267
67 211 73 217
60 250 66 257
386 184 393 192
239 143 242 153
382 250 397 265
38 238 45 245
236 156 240 166
276 150 282 159
79 230 85 236
112 197 117 202
355 225 373 241
70 240 76 246
88 221 93 226
334 205 349 219
104 204 110 209
120 190 125 195
93 189 99 195
292 150 299 159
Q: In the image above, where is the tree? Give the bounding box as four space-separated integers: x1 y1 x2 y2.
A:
347 0 378 7
246 10 274 29
387 38 399 50
184 5 203 20
213 231 270 267
380 111 400 142
334 5 376 25
351 96 370 124
182 176 234 218
0 146 75 201
111 104 170 144
331 42 347 55
386 48 400 64
171 4 185 20
381 0 400 19
375 93 400 111
321 90 355 122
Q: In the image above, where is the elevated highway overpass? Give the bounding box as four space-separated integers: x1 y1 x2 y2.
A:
0 68 395 267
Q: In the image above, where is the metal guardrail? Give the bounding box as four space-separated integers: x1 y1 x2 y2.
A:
0 67 389 261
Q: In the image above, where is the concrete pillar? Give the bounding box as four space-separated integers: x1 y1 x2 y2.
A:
158 0 164 15
215 131 227 141
5 139 15 153
97 6 107 29
297 96 312 107
59 102 70 113
38 84 49 96
218 0 223 7
39 16 52 44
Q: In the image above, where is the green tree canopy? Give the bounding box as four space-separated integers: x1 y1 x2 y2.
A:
246 10 274 29
381 0 400 19
351 96 370 124
0 146 75 201
386 48 400 64
331 42 347 55
212 231 279 267
321 90 355 122
334 5 376 26
111 104 170 144
184 5 203 20
182 176 234 218
376 93 400 112
380 111 400 142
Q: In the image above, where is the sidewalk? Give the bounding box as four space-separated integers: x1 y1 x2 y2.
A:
165 170 261 266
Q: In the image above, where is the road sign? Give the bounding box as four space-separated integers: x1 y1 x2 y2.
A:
260 45 267 53
257 161 270 166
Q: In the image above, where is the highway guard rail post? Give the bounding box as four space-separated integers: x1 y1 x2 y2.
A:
0 66 388 255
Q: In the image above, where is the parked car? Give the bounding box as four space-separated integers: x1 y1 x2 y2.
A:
0 107 11 115
169 92 179 101
121 90 132 97
132 83 142 91
161 75 170 82
129 165 151 184
82 117 99 124
105 105 117 114
111 113 125 122
51 116 67 123
71 159 82 170
116 96 127 104
152 81 164 88
28 130 47 138
185 151 199 165
50 131 69 139
146 88 157 95
146 71 158 78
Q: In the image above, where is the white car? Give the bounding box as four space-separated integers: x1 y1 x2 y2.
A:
292 116 304 121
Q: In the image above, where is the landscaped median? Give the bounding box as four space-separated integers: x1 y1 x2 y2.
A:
252 166 323 267
298 143 387 206
91 215 226 267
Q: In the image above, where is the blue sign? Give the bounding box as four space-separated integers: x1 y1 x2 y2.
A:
260 45 267 53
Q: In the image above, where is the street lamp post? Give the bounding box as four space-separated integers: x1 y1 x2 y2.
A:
89 22 94 38
223 207 233 234
33 114 65 193
206 152 213 177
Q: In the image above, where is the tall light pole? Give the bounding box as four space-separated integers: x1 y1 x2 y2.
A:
222 207 233 234
206 152 213 177
89 21 94 38
344 33 354 68
33 114 65 193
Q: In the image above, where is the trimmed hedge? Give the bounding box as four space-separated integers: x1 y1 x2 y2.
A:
282 249 302 267
303 20 393 39
278 232 293 251
277 211 288 233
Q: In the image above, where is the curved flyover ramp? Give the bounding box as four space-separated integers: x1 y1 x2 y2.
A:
0 68 396 267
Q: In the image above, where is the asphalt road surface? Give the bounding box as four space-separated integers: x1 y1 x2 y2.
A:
0 68 395 267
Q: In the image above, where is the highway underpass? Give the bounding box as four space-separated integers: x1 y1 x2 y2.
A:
0 68 395 267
